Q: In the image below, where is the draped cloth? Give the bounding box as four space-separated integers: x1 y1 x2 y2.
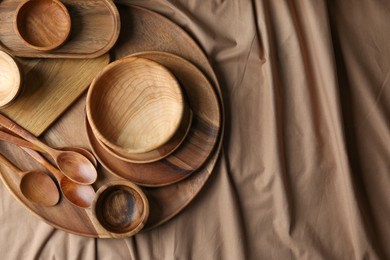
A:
0 0 389 259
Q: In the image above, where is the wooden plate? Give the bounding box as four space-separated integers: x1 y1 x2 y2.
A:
0 4 224 237
0 0 120 58
87 52 220 187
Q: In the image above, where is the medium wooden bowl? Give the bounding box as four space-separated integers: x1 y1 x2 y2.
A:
92 180 149 238
86 57 192 160
14 0 71 51
0 51 22 108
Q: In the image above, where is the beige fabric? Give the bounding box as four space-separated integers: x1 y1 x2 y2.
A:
1 0 389 259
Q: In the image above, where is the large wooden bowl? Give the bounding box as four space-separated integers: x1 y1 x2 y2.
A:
14 0 71 51
86 57 192 161
0 51 22 108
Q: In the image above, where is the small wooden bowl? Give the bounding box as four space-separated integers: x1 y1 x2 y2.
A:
92 180 149 238
86 57 191 159
0 51 22 108
14 0 71 51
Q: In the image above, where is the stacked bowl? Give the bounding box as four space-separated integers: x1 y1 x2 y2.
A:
85 54 200 237
86 56 193 165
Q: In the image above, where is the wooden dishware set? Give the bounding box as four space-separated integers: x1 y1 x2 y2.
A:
0 0 224 238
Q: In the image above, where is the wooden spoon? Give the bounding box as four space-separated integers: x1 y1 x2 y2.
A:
21 148 95 209
0 113 97 185
0 129 97 167
0 153 59 207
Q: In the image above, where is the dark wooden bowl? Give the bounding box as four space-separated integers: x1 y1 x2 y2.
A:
14 0 71 51
92 180 149 238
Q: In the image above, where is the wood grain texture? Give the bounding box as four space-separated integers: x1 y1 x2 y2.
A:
0 128 98 167
0 4 225 237
92 180 149 238
0 152 59 207
0 0 120 58
21 147 96 209
0 50 22 108
0 54 110 136
87 52 220 187
87 57 187 155
0 113 98 185
14 0 71 51
98 105 193 164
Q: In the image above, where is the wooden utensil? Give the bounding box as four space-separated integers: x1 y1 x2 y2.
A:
0 50 22 108
14 0 71 51
86 51 221 187
0 0 120 58
86 57 192 160
0 113 97 185
21 147 95 209
0 129 97 167
92 180 149 238
0 153 59 207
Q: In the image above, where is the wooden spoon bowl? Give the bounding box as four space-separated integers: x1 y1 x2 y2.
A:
14 0 71 51
0 51 22 108
86 57 191 160
0 153 59 207
92 180 149 238
0 113 98 185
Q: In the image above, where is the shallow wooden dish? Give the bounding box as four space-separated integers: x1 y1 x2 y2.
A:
14 0 71 51
0 50 22 108
87 51 221 187
87 57 191 160
92 180 149 238
0 4 224 237
0 0 120 58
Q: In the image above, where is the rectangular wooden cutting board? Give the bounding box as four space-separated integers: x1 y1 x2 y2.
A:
1 55 110 136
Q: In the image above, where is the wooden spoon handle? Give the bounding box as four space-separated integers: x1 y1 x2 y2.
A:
0 113 53 155
20 148 62 181
0 153 22 174
0 130 46 154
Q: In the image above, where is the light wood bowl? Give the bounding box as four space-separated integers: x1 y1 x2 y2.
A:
86 56 191 160
0 51 22 108
97 105 193 164
92 180 149 238
14 0 71 51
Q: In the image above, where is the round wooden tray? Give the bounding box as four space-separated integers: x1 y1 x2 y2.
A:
0 4 224 237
